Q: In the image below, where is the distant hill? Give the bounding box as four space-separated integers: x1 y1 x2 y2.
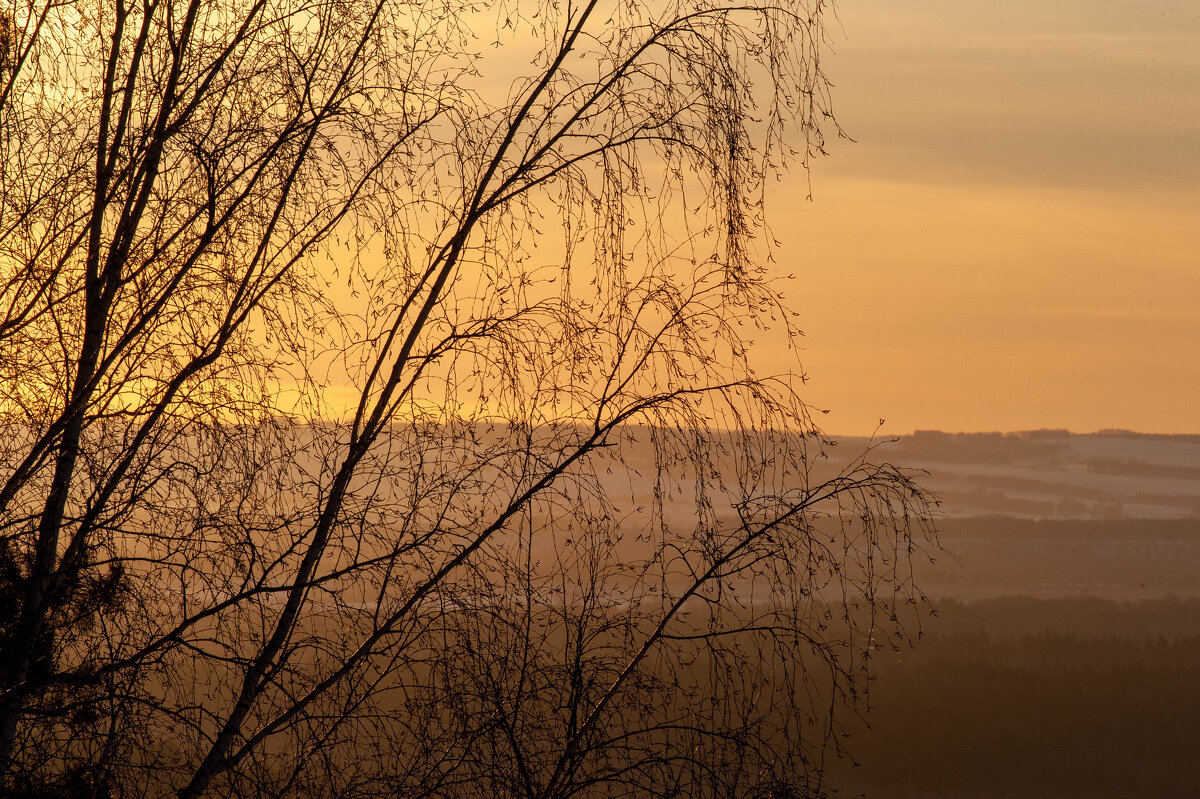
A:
835 429 1200 521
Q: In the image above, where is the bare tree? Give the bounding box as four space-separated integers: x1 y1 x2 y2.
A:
0 0 936 796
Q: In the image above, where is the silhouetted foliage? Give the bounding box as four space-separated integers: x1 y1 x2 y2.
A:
0 0 934 796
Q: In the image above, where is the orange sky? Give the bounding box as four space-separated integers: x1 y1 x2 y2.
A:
767 0 1200 435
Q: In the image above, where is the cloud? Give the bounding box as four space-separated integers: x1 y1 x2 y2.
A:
820 0 1200 190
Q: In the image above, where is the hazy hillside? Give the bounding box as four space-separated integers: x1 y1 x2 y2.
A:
845 429 1200 520
822 430 1200 599
817 433 1200 798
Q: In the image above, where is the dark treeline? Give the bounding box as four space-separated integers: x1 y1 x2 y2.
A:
827 597 1200 798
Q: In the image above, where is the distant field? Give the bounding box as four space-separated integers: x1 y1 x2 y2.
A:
839 429 1200 521
822 430 1200 598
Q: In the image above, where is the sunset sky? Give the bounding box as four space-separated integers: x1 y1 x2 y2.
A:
768 0 1200 436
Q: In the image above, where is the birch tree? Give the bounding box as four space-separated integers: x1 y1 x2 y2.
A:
0 0 935 795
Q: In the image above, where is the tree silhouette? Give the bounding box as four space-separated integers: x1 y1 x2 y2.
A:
0 0 935 795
